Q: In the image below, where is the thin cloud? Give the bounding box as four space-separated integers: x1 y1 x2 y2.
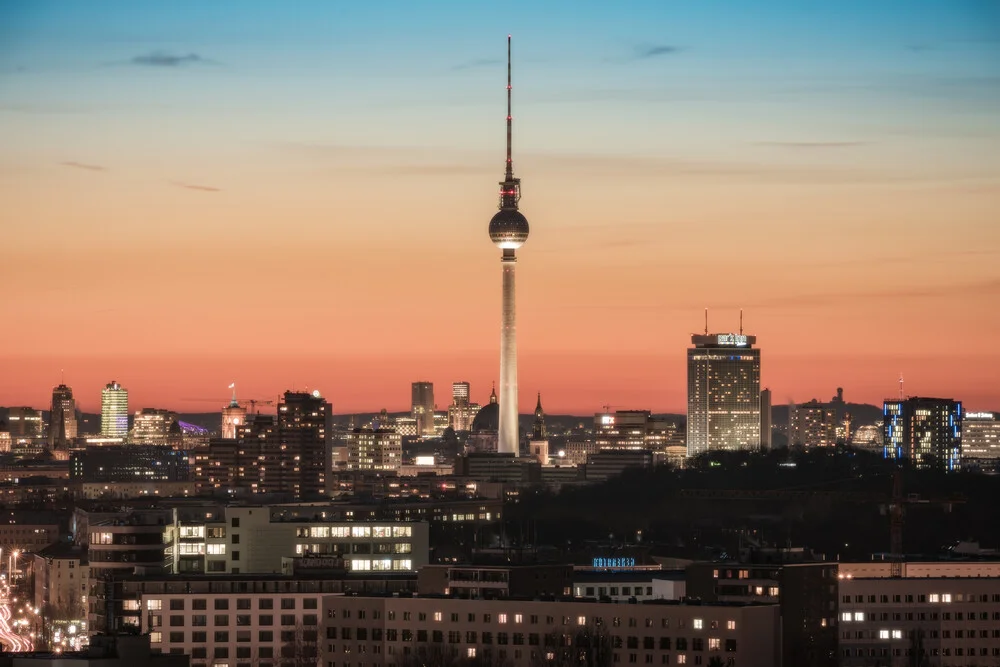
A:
60 161 106 172
131 52 209 67
453 58 503 71
172 182 221 192
635 44 682 59
755 141 869 149
906 43 936 53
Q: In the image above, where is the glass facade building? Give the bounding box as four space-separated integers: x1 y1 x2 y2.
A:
100 380 129 438
687 334 761 456
882 397 962 470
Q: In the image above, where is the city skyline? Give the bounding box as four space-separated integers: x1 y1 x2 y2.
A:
2 1 999 414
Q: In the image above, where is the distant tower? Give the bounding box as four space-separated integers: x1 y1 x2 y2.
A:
489 35 531 456
529 393 549 465
411 382 435 436
48 383 78 449
100 380 129 438
221 383 246 439
531 392 546 441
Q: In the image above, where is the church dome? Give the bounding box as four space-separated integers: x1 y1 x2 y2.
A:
471 402 499 432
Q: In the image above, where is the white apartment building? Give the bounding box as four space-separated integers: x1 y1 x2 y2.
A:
838 561 1000 666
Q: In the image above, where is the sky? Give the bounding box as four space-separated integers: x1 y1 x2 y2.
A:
1 1 999 415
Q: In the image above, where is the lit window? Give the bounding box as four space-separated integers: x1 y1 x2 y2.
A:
693 619 703 630
677 656 686 665
515 614 523 624
929 594 939 603
726 620 736 630
941 594 951 603
149 632 162 643
467 648 476 658
879 630 889 639
854 612 864 622
498 614 507 624
577 616 586 626
841 612 851 622
147 599 162 610
892 630 902 639
708 638 720 650
434 612 442 622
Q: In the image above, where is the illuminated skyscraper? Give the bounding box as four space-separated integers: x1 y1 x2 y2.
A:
411 382 435 436
48 383 78 449
488 36 531 455
448 381 480 432
883 397 962 470
686 333 762 456
789 400 838 448
962 411 1000 463
101 380 129 438
346 427 403 472
131 408 179 446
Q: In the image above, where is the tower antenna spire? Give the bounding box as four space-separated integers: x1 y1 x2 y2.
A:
740 309 744 335
506 34 513 182
704 308 709 335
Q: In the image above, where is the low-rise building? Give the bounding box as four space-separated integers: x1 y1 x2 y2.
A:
320 595 781 667
418 564 573 599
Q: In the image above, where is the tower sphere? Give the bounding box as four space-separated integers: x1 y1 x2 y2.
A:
489 208 530 250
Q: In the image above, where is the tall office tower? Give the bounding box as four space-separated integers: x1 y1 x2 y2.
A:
276 390 331 498
453 382 470 406
686 332 761 456
488 36 531 456
131 408 179 446
48 383 78 448
961 411 1000 464
789 400 838 448
100 381 129 438
346 427 403 472
760 388 772 449
883 397 962 470
221 389 247 439
411 382 435 436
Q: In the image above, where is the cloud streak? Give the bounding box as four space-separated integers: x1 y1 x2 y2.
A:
755 141 869 149
452 58 502 71
635 44 681 59
60 161 106 172
131 52 209 67
172 182 221 192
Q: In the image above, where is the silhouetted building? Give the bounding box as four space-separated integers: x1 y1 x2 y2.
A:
70 445 189 483
687 333 761 456
883 397 962 470
412 381 435 436
760 388 772 449
585 449 654 482
100 381 129 438
276 390 332 498
687 557 838 667
418 563 573 599
48 383 78 449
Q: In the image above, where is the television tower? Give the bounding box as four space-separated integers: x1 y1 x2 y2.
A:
488 35 530 455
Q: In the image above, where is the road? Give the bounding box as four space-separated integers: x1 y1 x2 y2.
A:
0 597 33 652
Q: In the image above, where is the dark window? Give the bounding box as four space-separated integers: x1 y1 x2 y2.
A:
214 615 229 626
237 598 252 610
169 632 184 642
259 630 273 642
259 599 273 610
259 615 273 626
169 600 185 611
214 631 229 643
231 550 240 561
281 599 296 610
192 632 206 643
193 600 207 611
231 518 240 527
215 599 229 610
169 616 184 627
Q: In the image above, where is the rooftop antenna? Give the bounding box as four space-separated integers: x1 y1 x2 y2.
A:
704 308 708 335
739 309 744 335
898 374 904 400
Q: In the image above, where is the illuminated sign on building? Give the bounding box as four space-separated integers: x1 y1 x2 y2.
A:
716 334 748 347
592 557 636 569
965 412 995 420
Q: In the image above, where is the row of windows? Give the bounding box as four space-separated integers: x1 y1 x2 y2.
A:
323 648 734 666
841 610 1000 623
324 627 737 652
844 592 1000 604
144 598 317 611
844 647 1000 659
843 629 1000 640
153 614 318 628
330 610 734 632
151 629 318 644
295 526 413 538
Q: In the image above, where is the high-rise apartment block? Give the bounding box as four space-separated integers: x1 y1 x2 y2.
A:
686 333 761 456
276 390 331 498
411 381 435 436
100 381 129 438
789 400 838 448
48 383 78 448
346 427 403 472
883 397 962 470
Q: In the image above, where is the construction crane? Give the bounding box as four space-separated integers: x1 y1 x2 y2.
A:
240 399 275 415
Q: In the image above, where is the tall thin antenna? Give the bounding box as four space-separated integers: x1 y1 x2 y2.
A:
506 34 513 181
704 308 708 335
740 309 744 335
898 374 904 400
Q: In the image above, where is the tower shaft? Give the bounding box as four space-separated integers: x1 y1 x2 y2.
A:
498 250 518 454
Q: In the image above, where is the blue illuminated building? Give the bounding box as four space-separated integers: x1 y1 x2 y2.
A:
882 397 962 470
